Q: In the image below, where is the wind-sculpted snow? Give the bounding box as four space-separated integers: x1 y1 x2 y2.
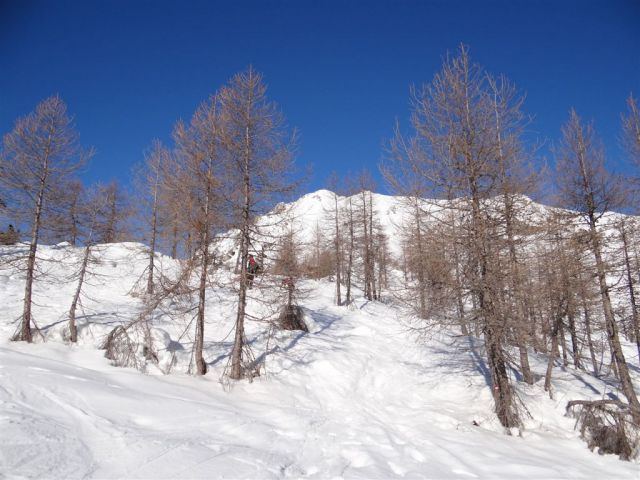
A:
0 241 639 478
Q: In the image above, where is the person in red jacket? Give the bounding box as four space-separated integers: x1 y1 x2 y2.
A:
247 254 259 288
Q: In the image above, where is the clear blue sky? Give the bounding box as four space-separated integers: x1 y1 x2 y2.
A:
1 0 638 193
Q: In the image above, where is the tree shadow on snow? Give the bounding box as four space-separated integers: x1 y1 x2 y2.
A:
310 307 341 335
402 334 494 387
39 311 128 335
567 370 602 395
466 336 492 387
252 307 342 374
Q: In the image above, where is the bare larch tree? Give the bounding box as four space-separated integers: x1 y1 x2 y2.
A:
383 46 523 430
173 94 223 375
133 139 171 295
217 67 297 380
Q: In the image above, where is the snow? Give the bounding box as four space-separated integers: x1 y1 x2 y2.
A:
1 192 639 479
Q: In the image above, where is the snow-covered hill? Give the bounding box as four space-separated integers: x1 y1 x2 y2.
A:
1 191 639 478
226 189 630 266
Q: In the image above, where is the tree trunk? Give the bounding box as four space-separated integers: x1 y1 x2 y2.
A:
333 193 342 306
21 214 40 342
194 156 214 376
147 163 160 295
503 195 533 384
195 244 208 375
544 305 564 398
452 231 468 335
589 217 640 413
620 223 640 361
68 245 90 343
361 191 372 300
485 325 518 429
472 293 481 338
567 307 582 369
368 192 377 300
171 223 178 259
470 188 519 429
69 193 79 246
235 233 245 274
581 294 600 377
377 241 385 301
414 204 427 318
345 198 354 305
230 121 252 380
558 319 569 367
19 141 51 342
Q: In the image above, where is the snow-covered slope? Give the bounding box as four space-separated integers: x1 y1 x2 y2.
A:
1 192 639 478
2 271 638 478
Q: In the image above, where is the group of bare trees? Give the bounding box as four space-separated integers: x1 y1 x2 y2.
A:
309 172 390 306
382 47 533 428
125 68 300 379
1 53 638 438
0 69 300 383
0 96 89 342
0 96 135 343
382 46 640 431
269 170 392 308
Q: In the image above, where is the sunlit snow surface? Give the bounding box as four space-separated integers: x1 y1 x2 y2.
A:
1 193 639 479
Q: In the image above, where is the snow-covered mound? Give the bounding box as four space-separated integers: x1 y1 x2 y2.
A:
1 237 639 478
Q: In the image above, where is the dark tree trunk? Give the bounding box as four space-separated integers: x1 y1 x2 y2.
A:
567 307 582 369
544 305 564 398
171 223 178 259
470 189 519 429
361 191 372 300
345 198 354 305
18 140 51 342
414 204 427 319
68 245 91 343
558 319 569 367
333 193 342 306
195 245 209 375
589 216 640 413
620 224 640 362
452 233 468 335
194 156 214 376
230 122 252 380
147 165 160 295
368 192 377 300
581 293 600 377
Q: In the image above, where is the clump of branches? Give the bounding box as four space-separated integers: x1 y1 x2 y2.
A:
101 324 159 373
101 325 142 369
277 281 307 332
100 308 160 373
121 255 204 374
271 225 308 332
566 399 640 461
100 261 192 372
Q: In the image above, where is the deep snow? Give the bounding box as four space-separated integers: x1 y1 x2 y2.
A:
1 192 639 479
